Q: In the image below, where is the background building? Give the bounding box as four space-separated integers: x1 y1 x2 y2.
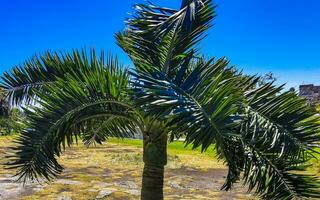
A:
299 84 320 103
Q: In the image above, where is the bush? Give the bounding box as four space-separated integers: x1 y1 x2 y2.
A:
0 108 25 135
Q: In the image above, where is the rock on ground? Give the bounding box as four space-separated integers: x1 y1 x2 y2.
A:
95 189 114 199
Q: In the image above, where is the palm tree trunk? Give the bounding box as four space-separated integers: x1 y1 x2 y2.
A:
141 132 167 200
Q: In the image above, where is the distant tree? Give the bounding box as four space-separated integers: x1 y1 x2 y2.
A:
0 108 25 135
258 72 277 85
0 88 9 117
316 104 320 113
289 87 296 92
0 89 25 135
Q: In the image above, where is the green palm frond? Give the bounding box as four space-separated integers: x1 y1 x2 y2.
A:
7 51 141 182
82 117 134 147
131 54 320 199
0 49 118 105
227 80 320 199
132 57 240 152
244 82 319 152
116 0 215 78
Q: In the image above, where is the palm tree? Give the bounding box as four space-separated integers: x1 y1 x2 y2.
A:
1 0 320 199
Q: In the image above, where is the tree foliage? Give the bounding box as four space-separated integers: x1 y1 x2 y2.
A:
0 88 9 117
0 108 25 135
0 89 24 135
316 104 320 113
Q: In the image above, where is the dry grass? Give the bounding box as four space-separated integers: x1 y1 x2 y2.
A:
0 136 267 199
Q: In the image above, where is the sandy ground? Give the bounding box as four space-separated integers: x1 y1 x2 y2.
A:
0 137 255 200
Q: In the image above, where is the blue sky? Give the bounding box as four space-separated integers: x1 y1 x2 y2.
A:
1 0 320 89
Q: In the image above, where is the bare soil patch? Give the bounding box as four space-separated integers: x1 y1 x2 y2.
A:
0 137 255 200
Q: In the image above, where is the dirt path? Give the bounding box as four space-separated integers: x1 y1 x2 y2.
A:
0 139 255 200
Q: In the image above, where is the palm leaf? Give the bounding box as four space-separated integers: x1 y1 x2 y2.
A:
225 79 320 199
116 0 215 79
131 57 239 152
7 51 141 182
131 54 320 199
0 49 119 105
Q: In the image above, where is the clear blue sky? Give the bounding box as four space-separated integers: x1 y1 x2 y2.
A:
1 0 320 89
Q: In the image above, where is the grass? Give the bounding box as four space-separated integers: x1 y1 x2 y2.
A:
0 136 244 200
309 148 320 175
107 137 222 169
108 137 216 157
106 138 320 175
0 135 319 200
2 135 319 172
